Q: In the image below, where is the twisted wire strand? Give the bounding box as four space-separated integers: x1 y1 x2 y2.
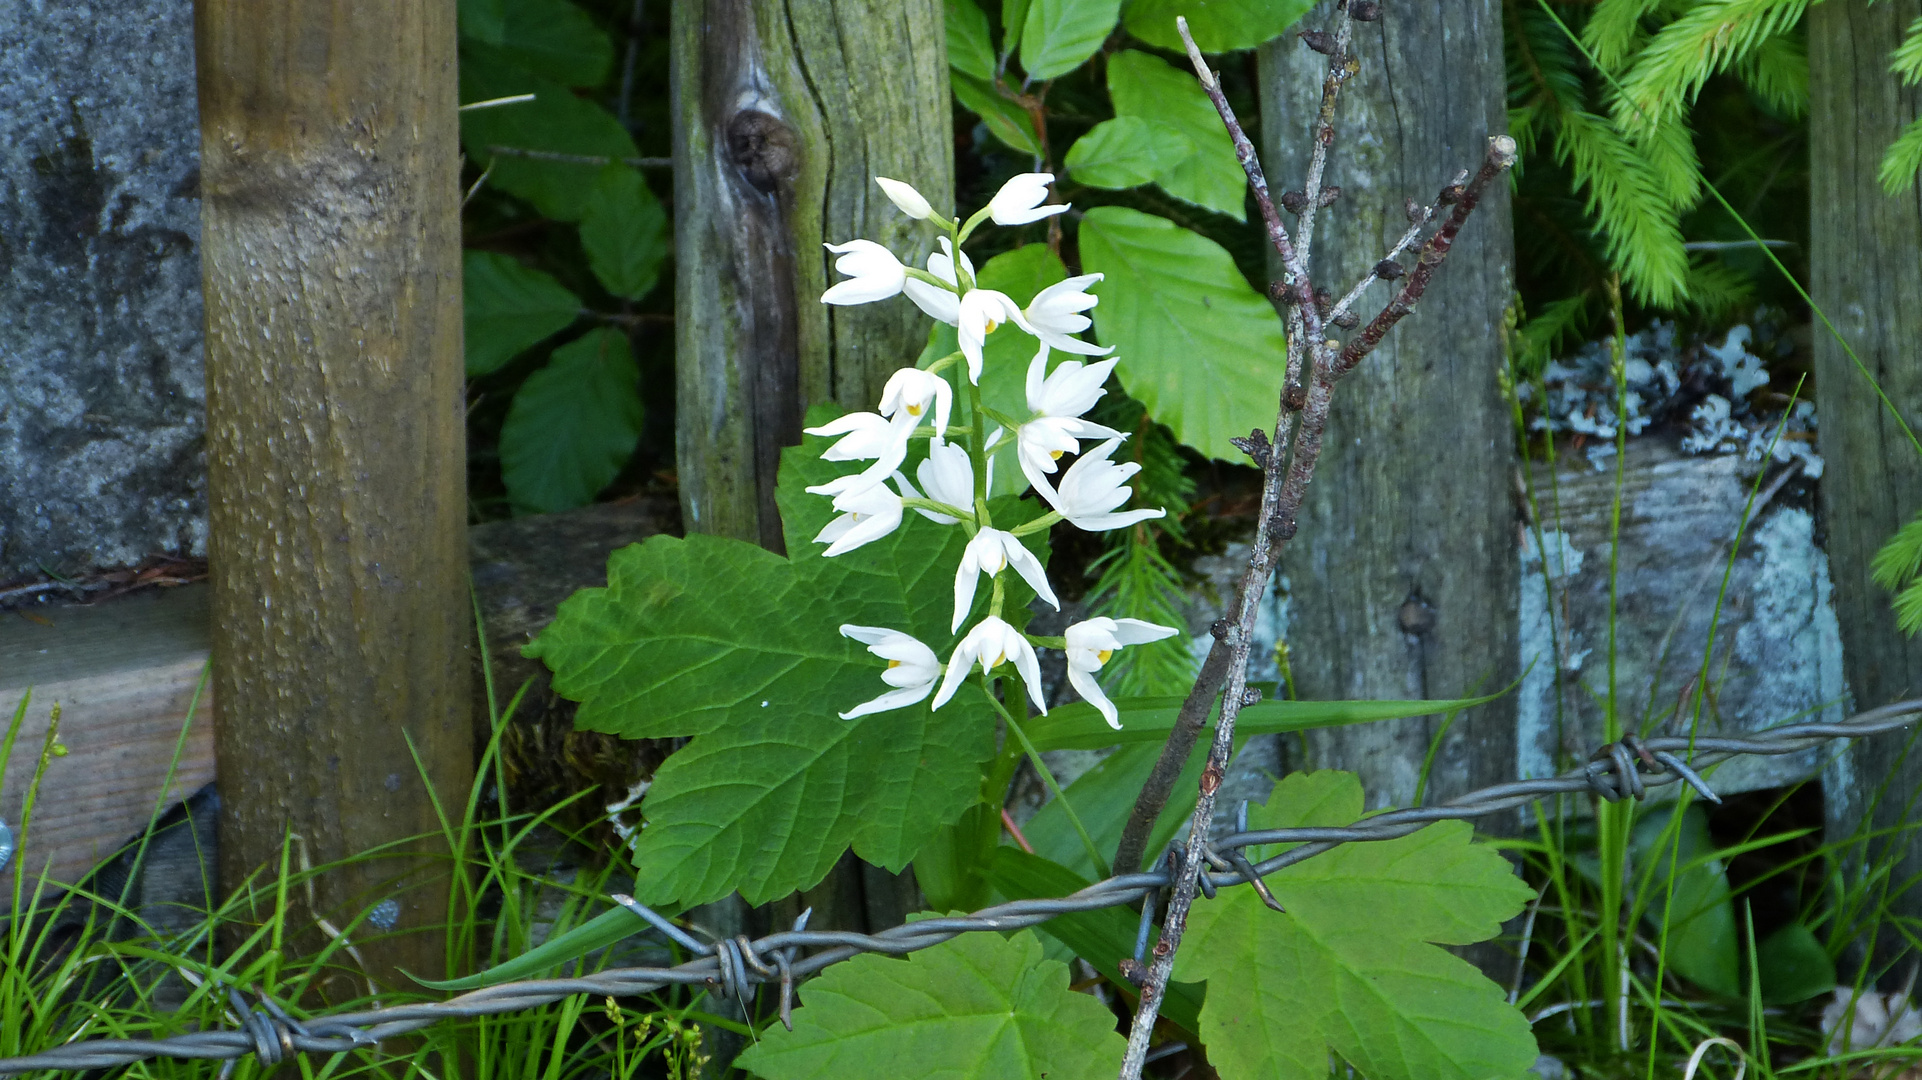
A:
2 700 1914 1075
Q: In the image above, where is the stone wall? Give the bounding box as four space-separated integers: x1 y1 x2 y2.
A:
0 0 206 582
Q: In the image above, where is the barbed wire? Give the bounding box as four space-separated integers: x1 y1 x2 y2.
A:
1 699 1916 1076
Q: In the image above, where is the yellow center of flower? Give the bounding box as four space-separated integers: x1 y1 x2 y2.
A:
985 650 1005 669
907 402 924 416
1097 649 1113 664
887 659 903 669
984 318 1001 334
1049 450 1064 460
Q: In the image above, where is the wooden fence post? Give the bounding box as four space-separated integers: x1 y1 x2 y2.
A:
196 0 470 988
1809 0 1922 947
1258 3 1519 808
671 0 951 549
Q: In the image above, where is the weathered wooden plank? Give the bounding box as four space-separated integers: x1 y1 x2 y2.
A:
1 586 214 894
196 0 470 986
1258 1 1519 809
1809 0 1922 942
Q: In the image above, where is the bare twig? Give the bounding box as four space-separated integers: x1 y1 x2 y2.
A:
1116 15 1517 1076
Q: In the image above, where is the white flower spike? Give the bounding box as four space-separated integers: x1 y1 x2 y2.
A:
913 438 977 524
838 625 942 719
1023 274 1113 356
812 476 907 556
989 172 1070 226
904 237 973 325
1047 437 1167 531
957 288 1033 383
1016 345 1124 499
875 177 940 222
952 528 1058 632
821 240 908 306
1064 617 1180 728
932 615 1047 713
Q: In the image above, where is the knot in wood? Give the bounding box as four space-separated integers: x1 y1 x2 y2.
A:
1398 597 1437 635
726 110 797 194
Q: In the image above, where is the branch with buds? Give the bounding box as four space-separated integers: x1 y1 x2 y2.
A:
1114 8 1516 1075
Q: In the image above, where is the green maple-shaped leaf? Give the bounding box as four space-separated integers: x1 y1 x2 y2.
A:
525 412 1047 908
737 929 1125 1079
1176 771 1538 1080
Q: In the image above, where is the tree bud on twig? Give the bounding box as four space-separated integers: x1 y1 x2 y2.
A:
1267 279 1293 305
1230 428 1272 468
1333 310 1360 329
1374 259 1406 280
1279 189 1308 214
1350 0 1382 20
1405 197 1424 222
1317 185 1342 207
1437 183 1464 205
1313 287 1333 316
1283 384 1308 412
1299 28 1338 55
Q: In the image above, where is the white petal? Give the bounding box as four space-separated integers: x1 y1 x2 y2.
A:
1065 506 1166 532
840 683 936 720
1067 666 1120 728
822 276 904 305
904 278 962 324
840 624 898 646
952 547 982 632
1064 617 1118 651
875 176 938 221
1112 618 1180 646
989 172 1071 226
932 632 982 710
1003 537 1059 611
1010 635 1048 714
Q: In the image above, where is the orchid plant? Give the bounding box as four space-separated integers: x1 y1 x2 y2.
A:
808 171 1176 729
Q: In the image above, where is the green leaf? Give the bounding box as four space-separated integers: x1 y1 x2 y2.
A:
1022 691 1508 752
1063 116 1195 190
1177 771 1538 1080
460 41 641 221
1107 50 1246 218
947 0 998 81
499 329 644 514
1756 921 1836 1005
737 929 1125 1079
1078 206 1286 461
1631 805 1739 999
460 0 614 87
951 72 1042 156
463 250 582 377
1004 0 1035 54
1023 739 1206 883
413 907 642 991
1020 0 1122 80
984 847 1206 1033
579 165 670 300
526 414 1050 907
1121 0 1312 52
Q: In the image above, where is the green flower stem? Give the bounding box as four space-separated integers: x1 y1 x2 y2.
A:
977 404 1024 432
957 206 993 251
990 574 1005 620
921 350 963 376
903 266 957 291
968 378 992 529
1025 634 1067 650
901 496 976 532
912 424 969 439
985 672 1111 879
1010 511 1062 537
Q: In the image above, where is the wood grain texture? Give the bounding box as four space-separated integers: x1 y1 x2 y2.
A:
670 0 952 546
195 0 470 986
1258 1 1518 809
1808 0 1922 928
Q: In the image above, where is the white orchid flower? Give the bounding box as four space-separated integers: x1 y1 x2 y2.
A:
1023 274 1113 356
1064 617 1180 728
957 288 1034 383
821 240 907 305
1015 345 1125 499
903 237 973 325
989 172 1070 226
812 475 907 556
913 439 978 524
838 624 942 719
804 411 896 462
952 527 1058 632
931 615 1047 713
879 366 952 439
875 176 941 222
1047 438 1166 531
